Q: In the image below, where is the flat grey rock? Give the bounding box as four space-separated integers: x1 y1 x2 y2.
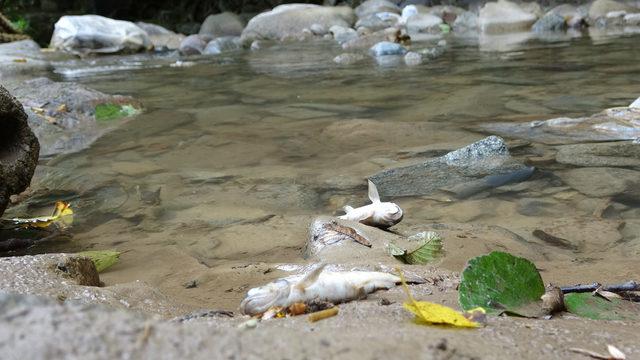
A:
369 136 533 198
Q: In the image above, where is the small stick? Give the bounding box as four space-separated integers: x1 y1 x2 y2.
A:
569 348 610 360
308 307 339 322
561 281 639 294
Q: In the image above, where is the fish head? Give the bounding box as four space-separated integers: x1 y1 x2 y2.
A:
374 202 404 227
239 279 292 316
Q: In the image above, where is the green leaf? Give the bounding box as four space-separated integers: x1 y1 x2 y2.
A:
439 24 451 33
389 231 443 265
564 293 640 321
76 250 121 273
458 251 545 315
95 103 140 122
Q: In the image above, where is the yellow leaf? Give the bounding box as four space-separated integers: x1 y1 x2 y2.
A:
398 270 480 328
11 201 74 229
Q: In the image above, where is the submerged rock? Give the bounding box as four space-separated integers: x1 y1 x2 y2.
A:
241 4 355 43
479 107 640 144
333 52 367 65
203 36 242 55
356 12 401 31
50 15 152 55
452 11 479 31
556 142 640 167
5 77 140 157
0 85 39 216
405 13 443 34
199 12 245 38
558 167 640 199
369 41 407 56
478 0 539 33
369 136 533 198
330 25 359 44
404 51 423 66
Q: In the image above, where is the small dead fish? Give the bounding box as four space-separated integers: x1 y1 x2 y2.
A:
322 221 371 247
339 180 403 229
240 263 400 316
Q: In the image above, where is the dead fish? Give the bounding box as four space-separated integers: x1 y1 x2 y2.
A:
240 263 400 316
339 180 403 229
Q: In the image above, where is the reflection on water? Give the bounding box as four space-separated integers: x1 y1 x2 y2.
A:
6 33 640 309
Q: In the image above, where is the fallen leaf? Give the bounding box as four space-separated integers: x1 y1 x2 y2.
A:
390 231 443 265
76 250 121 273
56 103 68 113
399 271 480 328
13 58 27 63
458 251 545 315
564 293 640 321
95 103 141 122
322 221 371 247
288 302 307 316
10 201 74 229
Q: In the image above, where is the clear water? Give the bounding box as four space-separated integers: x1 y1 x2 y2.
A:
7 33 640 310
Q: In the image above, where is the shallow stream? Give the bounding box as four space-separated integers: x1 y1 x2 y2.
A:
8 33 640 311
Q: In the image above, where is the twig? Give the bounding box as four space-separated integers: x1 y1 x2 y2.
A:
561 281 639 294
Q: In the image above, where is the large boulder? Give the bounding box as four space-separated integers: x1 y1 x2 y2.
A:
199 12 245 38
0 85 39 216
478 0 539 33
588 0 639 20
241 4 355 43
50 15 152 55
369 136 533 198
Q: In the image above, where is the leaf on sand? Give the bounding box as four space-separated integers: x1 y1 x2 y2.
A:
95 103 140 122
390 231 443 265
458 251 545 315
76 250 121 273
10 201 74 229
564 293 640 321
399 271 480 328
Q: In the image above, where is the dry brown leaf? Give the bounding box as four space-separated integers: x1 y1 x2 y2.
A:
322 221 372 247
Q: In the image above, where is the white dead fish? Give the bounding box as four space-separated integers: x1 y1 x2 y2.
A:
240 264 400 316
339 180 403 229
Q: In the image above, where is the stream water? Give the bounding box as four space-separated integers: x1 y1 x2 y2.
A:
7 33 640 311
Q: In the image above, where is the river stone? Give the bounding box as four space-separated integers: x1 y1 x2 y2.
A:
558 167 640 199
330 25 359 44
199 12 245 38
548 4 586 27
0 253 183 316
203 36 242 55
342 28 401 50
355 13 401 31
452 11 479 30
369 136 533 197
532 12 567 32
479 107 640 145
4 77 140 157
625 13 640 25
0 85 39 216
179 34 207 55
0 40 51 79
50 15 152 54
136 22 184 50
556 142 640 167
241 4 355 43
478 0 539 33
356 0 401 19
404 51 423 66
369 41 407 56
333 52 367 65
406 13 443 34
588 0 638 20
